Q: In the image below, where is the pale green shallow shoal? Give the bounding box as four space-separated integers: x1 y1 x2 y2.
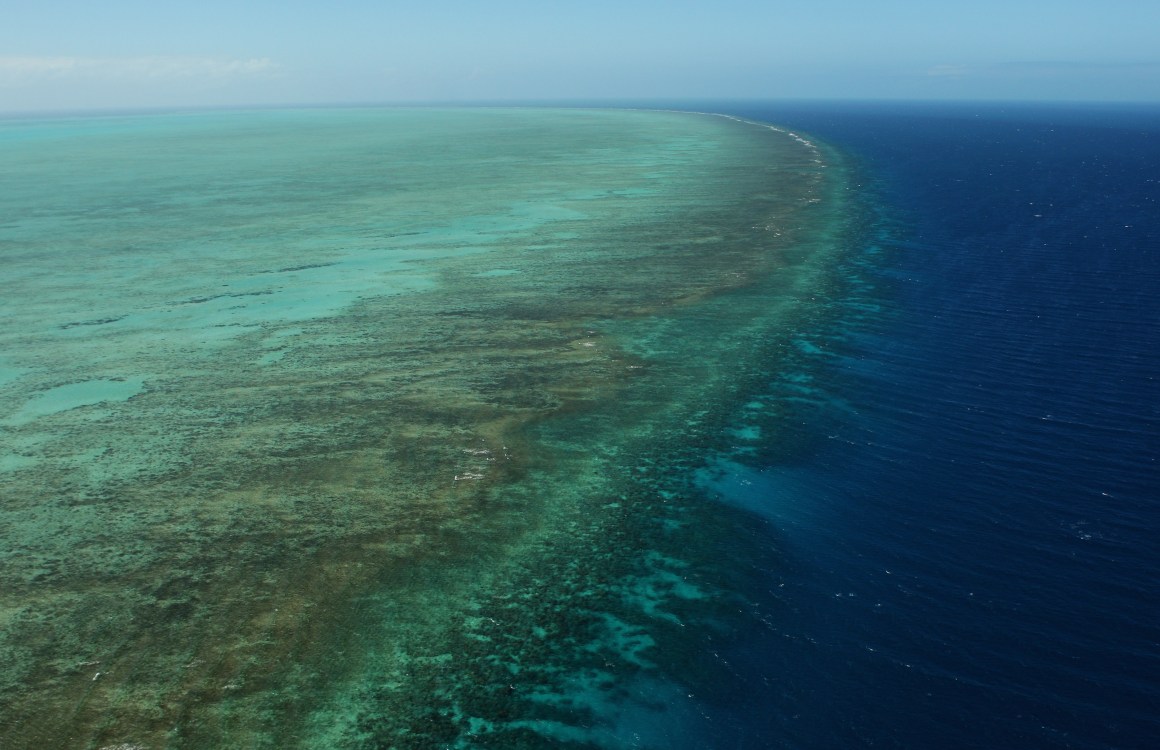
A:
0 107 845 749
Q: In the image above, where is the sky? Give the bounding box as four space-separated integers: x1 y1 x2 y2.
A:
2 0 1158 112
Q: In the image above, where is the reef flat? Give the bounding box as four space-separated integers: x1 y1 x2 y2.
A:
0 107 847 748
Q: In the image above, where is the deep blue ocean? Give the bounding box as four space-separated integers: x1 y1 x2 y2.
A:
676 102 1160 749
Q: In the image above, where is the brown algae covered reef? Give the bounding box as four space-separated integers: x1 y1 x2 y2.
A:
0 107 851 748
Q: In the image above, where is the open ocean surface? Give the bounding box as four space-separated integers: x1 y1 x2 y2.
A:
1 102 1158 749
687 101 1160 749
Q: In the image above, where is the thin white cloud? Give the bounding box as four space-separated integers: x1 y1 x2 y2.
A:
0 56 279 83
996 60 1160 75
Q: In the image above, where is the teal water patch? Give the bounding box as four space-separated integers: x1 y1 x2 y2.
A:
694 457 828 524
0 454 37 472
0 365 28 390
3 377 145 426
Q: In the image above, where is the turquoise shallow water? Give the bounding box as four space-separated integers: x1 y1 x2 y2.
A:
0 107 847 748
